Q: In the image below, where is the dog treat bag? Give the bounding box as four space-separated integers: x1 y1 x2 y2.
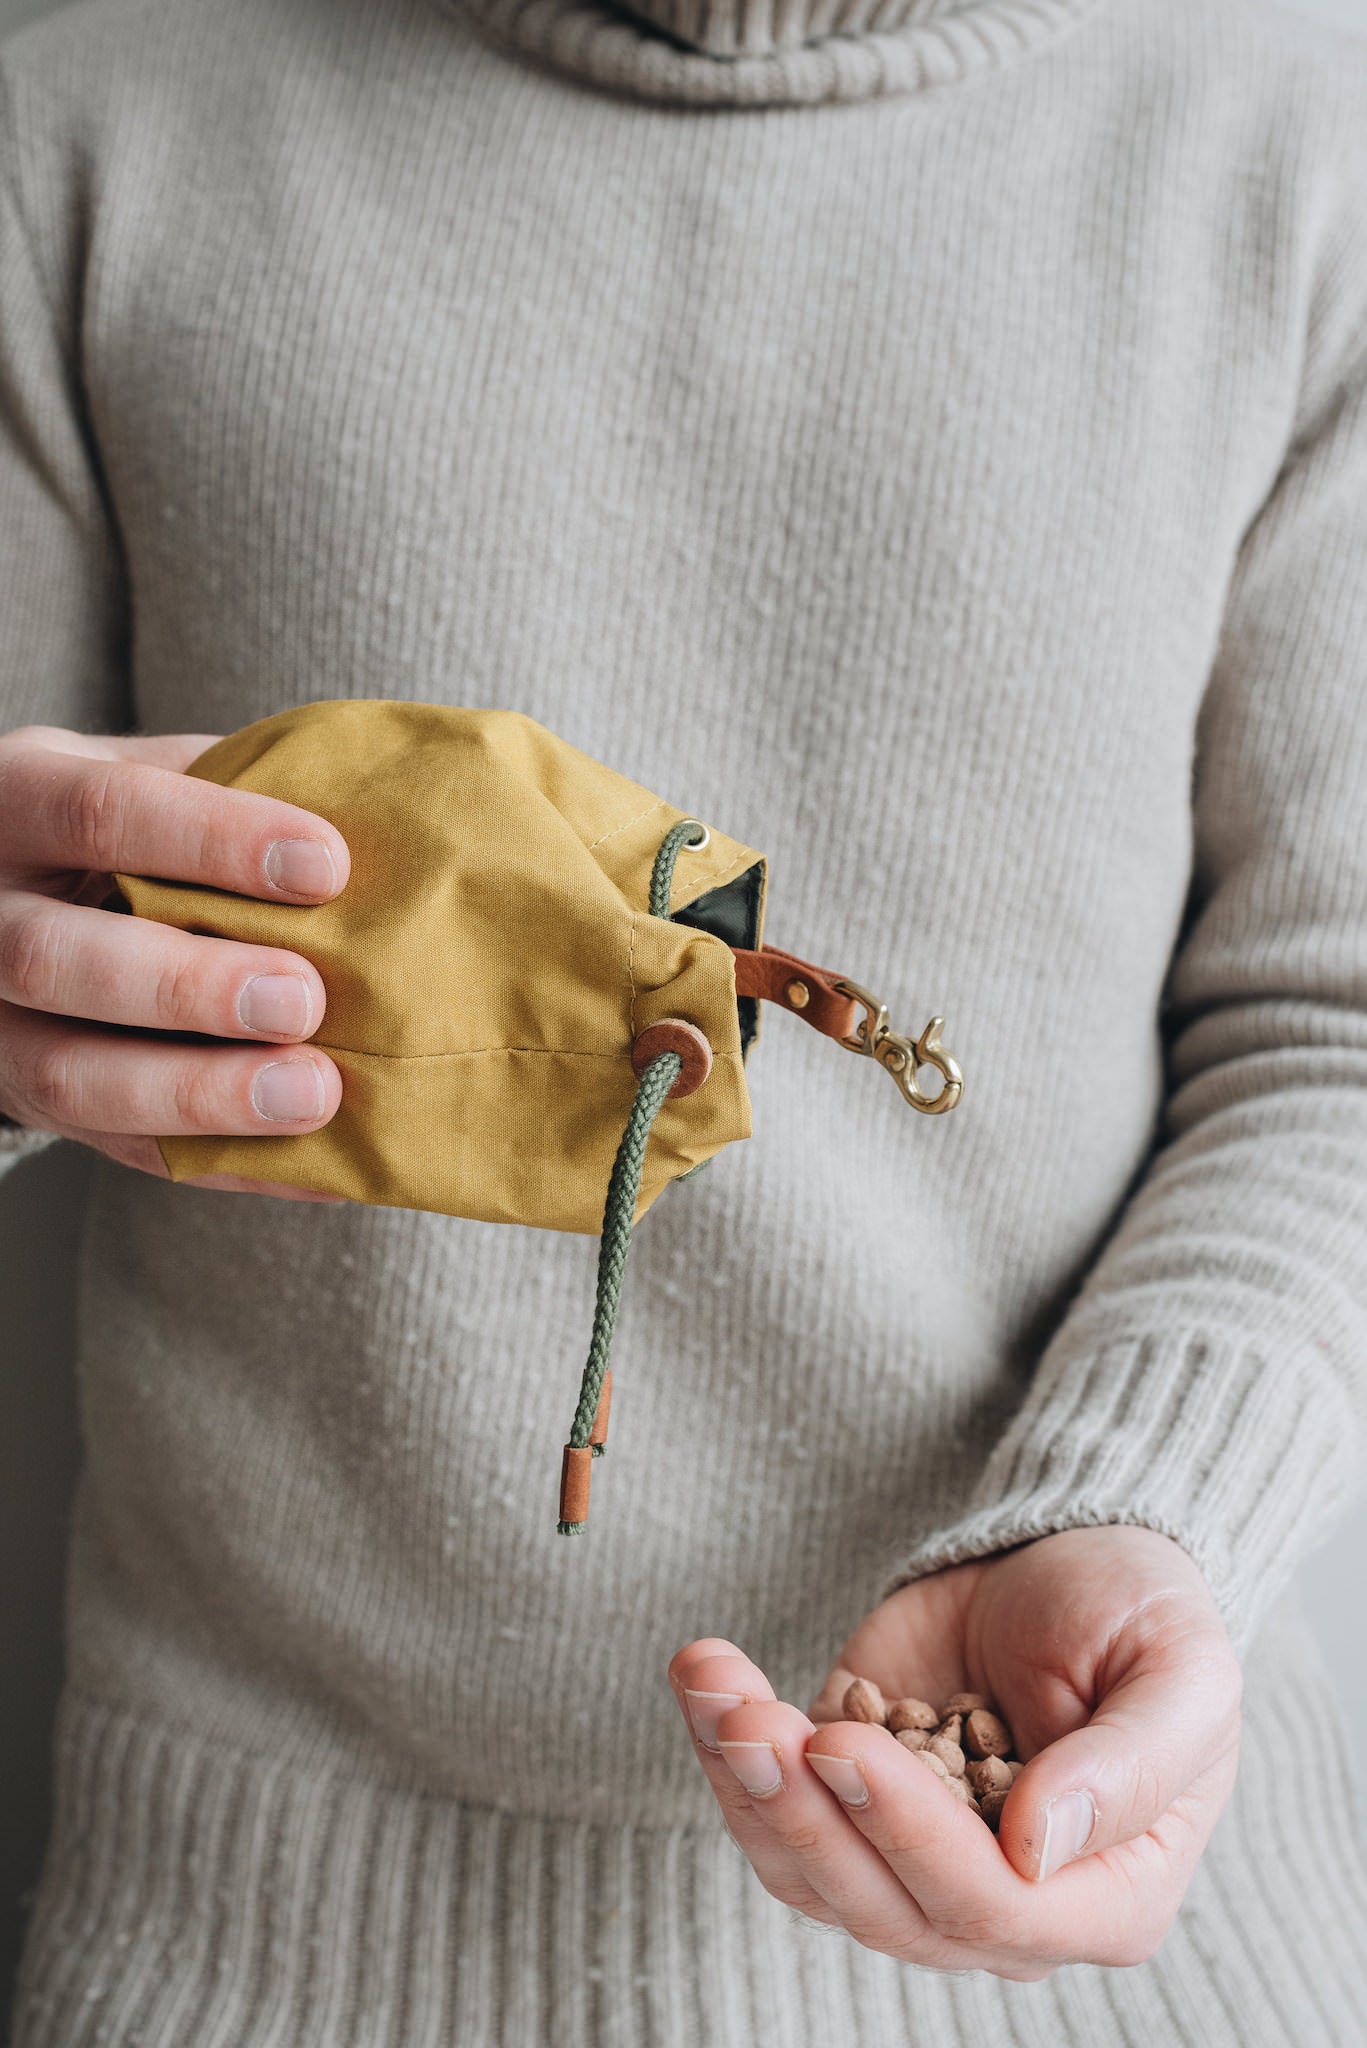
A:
118 699 963 1532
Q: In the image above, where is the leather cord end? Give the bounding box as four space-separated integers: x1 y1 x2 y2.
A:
589 1369 612 1455
559 1443 593 1529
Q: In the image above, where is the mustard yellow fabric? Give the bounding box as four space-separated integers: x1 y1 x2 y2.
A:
117 700 766 1232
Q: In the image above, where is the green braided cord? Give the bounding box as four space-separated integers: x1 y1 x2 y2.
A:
557 1046 682 1535
557 817 703 1533
649 818 707 920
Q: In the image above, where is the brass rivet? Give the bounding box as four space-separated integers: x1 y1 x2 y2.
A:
785 980 810 1010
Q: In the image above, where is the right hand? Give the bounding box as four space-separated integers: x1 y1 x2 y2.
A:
669 1528 1241 1980
0 725 350 1199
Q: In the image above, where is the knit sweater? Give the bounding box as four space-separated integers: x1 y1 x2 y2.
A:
5 0 1367 2040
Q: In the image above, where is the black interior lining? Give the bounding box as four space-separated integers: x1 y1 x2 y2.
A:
672 861 765 1058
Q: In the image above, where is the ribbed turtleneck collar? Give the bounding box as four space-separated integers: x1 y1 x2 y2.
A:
450 0 1101 108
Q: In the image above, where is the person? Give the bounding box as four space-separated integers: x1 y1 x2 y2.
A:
3 0 1367 2039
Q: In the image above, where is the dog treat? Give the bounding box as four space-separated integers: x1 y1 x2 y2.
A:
842 1678 889 1725
967 1755 1013 1798
841 1681 1022 1830
964 1708 1012 1760
887 1696 939 1734
927 1733 966 1777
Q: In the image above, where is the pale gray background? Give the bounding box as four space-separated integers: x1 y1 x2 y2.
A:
2 0 1366 2029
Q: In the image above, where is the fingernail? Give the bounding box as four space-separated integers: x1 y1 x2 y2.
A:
238 974 313 1038
806 1754 870 1809
1037 1790 1098 1881
266 839 336 898
718 1741 783 1798
684 1689 747 1751
252 1058 326 1122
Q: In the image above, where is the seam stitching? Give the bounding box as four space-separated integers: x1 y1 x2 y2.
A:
587 797 668 852
627 914 639 1037
308 1042 743 1065
673 847 757 908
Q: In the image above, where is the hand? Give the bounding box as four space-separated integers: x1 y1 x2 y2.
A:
668 1526 1241 1980
0 724 350 1198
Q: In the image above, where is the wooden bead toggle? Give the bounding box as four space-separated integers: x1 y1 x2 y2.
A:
630 1018 712 1098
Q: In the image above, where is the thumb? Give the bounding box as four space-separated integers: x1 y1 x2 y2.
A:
1002 1649 1242 1883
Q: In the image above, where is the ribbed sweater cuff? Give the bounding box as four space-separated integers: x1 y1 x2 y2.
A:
883 1323 1359 1653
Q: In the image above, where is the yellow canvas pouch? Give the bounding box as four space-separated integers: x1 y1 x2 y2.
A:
117 698 962 1531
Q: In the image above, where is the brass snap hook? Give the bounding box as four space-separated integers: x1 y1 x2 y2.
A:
875 1015 963 1115
830 980 964 1116
831 977 889 1058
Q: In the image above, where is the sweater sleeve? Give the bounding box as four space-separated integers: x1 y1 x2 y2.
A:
886 199 1367 1656
0 54 131 1174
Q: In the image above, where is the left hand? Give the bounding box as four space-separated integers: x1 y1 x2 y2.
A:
667 1526 1242 1980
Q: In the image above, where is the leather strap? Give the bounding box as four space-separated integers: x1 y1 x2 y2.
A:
730 945 859 1044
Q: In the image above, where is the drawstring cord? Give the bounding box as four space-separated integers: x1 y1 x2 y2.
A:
556 1046 680 1534
648 816 707 918
557 819 706 1535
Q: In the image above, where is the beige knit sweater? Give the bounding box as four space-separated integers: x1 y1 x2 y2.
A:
5 0 1367 2040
